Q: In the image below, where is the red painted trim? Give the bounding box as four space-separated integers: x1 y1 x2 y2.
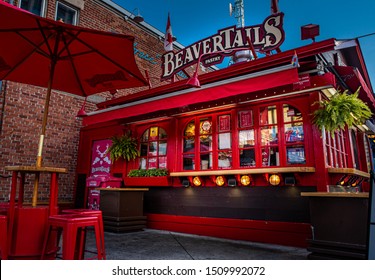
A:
97 39 336 109
83 67 299 126
146 213 312 248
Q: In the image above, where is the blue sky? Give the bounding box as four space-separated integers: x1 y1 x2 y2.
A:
113 0 375 87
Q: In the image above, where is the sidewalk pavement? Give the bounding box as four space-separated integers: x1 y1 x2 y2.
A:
86 229 309 260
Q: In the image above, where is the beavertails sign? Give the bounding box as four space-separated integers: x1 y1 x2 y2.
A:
161 13 285 80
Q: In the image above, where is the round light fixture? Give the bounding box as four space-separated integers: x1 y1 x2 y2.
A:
269 174 281 186
240 175 251 186
215 176 225 187
192 176 202 187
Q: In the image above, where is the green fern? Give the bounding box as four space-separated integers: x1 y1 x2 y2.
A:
312 88 372 136
107 133 139 162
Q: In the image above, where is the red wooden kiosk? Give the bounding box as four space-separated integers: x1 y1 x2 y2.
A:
76 31 374 255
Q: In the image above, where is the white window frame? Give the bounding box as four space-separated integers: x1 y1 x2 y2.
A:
55 1 78 25
19 0 46 17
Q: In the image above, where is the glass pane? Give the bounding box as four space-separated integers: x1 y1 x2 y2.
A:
184 138 195 153
238 110 253 128
218 151 232 168
148 157 157 169
260 105 277 125
218 133 231 150
139 158 147 169
159 141 167 156
148 142 157 156
159 157 167 169
283 104 303 122
21 0 44 16
185 120 195 137
261 126 278 145
218 115 231 131
286 145 306 165
200 135 212 152
140 143 148 156
200 118 212 135
240 149 256 167
149 127 158 140
200 153 212 170
141 129 149 142
285 123 304 142
56 2 77 25
261 147 279 166
183 155 194 170
159 128 167 139
239 130 255 147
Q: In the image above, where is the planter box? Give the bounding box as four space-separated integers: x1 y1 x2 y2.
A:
124 176 171 187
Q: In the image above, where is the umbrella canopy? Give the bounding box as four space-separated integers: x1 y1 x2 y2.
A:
0 1 147 167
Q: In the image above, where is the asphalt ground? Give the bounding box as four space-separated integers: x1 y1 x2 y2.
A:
85 228 309 260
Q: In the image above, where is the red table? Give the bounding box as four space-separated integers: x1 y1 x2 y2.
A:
4 165 67 259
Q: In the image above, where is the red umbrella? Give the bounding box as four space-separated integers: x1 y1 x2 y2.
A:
0 1 147 167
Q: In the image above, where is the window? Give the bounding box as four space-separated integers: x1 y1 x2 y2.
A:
56 1 78 25
260 105 279 166
182 117 216 170
19 0 46 16
238 110 256 167
218 115 232 169
283 104 305 165
180 102 308 170
139 127 167 170
324 129 347 168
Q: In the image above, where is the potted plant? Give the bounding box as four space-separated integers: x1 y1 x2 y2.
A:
124 168 171 186
312 88 372 135
107 132 139 162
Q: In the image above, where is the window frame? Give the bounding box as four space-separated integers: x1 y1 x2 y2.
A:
179 102 308 171
139 126 168 170
55 1 79 25
19 0 46 16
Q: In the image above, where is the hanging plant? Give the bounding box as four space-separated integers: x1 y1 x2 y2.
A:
312 88 372 135
106 132 139 162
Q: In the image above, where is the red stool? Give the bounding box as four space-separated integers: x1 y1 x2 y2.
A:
0 215 7 260
41 214 104 260
62 209 106 260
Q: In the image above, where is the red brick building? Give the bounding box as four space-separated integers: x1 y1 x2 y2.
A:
0 0 191 202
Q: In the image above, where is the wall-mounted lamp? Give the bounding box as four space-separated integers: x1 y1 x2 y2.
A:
191 176 203 187
269 174 281 186
215 175 226 187
125 8 144 23
76 97 87 118
237 174 251 186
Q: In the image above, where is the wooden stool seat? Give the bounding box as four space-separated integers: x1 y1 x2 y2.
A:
0 215 7 260
41 214 104 260
62 209 106 259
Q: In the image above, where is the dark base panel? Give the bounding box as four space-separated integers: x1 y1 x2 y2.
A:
103 216 147 233
307 239 367 260
144 186 316 222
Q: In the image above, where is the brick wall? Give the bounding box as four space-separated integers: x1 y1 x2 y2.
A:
0 0 184 202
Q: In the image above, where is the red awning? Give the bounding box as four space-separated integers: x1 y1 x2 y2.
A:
334 66 375 110
83 66 299 126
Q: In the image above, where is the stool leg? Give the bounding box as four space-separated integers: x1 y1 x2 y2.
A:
98 216 106 260
63 224 77 260
41 225 52 260
93 223 103 260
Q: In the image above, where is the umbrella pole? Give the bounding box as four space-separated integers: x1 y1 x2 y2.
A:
33 59 56 207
